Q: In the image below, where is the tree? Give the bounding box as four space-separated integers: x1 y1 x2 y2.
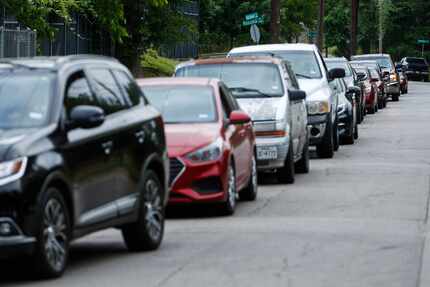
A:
325 0 350 56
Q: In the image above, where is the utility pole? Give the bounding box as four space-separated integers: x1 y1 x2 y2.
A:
317 0 325 51
351 0 358 57
270 0 281 43
378 0 383 53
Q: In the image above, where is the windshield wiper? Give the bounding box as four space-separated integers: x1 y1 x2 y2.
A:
295 73 312 79
229 87 272 98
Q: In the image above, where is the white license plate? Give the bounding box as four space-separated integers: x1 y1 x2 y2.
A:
257 146 278 160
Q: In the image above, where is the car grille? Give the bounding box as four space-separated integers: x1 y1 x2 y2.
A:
169 158 185 186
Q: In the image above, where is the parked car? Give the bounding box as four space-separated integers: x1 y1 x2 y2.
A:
350 60 386 104
351 64 378 114
325 57 365 124
369 67 387 109
351 54 401 101
175 57 309 183
332 78 358 144
399 57 429 82
138 78 257 215
228 44 345 159
0 56 169 278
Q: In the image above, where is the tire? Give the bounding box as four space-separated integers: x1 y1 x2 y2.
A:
401 87 406 94
333 118 340 152
342 122 355 145
316 118 334 159
392 93 400 102
32 187 71 279
354 123 359 140
122 170 165 252
219 164 237 215
378 98 384 109
368 105 375 114
295 136 310 174
383 98 387 108
239 155 258 201
276 143 295 184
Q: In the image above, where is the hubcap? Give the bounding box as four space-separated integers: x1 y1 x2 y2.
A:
43 198 67 272
144 179 163 241
228 166 236 208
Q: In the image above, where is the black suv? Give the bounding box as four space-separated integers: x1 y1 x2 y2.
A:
0 56 169 278
399 57 429 82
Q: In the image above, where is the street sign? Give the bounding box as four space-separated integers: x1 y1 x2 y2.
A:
242 16 265 27
245 12 259 21
250 24 261 44
417 39 430 44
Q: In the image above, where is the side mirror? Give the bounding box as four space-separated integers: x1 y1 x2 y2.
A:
288 89 307 101
356 72 366 81
68 105 105 129
328 68 346 80
229 110 251 125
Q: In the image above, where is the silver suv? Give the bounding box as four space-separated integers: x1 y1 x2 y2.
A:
175 57 309 183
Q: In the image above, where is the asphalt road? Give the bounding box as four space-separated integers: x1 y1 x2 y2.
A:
3 82 430 287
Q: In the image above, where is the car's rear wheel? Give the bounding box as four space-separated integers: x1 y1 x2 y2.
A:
378 98 384 109
32 187 71 279
277 143 295 183
354 122 359 140
295 136 310 174
240 155 258 201
122 170 165 251
333 119 340 152
316 119 334 159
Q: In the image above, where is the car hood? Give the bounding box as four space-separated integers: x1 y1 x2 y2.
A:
297 78 330 102
165 123 220 157
0 128 37 161
237 97 285 122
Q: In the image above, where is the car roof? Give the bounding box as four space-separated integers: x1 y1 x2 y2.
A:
229 43 318 54
352 54 391 58
137 77 218 87
177 56 284 70
0 55 121 71
325 57 348 62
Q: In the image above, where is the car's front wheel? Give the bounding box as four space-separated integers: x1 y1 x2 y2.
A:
220 164 237 215
122 170 165 252
316 118 334 159
33 187 71 279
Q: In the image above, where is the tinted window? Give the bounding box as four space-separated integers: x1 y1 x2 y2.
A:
177 63 284 98
406 58 427 65
112 70 144 107
142 85 217 124
0 73 54 128
354 57 392 69
65 72 96 117
89 68 127 115
326 61 352 77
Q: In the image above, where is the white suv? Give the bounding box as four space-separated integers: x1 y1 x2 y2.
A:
229 44 345 158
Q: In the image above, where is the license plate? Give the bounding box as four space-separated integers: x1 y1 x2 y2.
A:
257 146 278 160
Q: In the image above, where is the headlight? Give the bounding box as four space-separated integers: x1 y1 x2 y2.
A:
0 157 27 185
186 138 223 162
307 101 330 115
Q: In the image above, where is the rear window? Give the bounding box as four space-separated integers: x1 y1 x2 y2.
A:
406 58 427 65
0 73 54 129
142 85 217 124
326 61 352 77
353 56 393 70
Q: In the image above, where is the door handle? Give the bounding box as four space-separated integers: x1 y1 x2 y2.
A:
135 130 145 144
101 141 113 155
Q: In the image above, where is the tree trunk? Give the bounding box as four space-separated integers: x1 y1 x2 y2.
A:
270 0 281 43
351 0 358 57
317 0 325 51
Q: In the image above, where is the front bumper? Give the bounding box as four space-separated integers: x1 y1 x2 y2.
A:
255 136 289 170
0 217 35 258
308 114 329 145
168 156 228 205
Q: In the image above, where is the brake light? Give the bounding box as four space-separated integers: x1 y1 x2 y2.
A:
255 130 287 137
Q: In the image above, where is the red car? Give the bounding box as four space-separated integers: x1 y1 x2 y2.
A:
138 78 257 215
354 66 378 114
369 67 387 109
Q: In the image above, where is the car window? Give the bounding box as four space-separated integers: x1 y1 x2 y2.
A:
65 71 97 118
112 70 144 107
88 68 128 115
326 61 352 77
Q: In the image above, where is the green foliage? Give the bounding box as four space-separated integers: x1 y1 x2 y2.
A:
141 49 179 77
280 0 318 42
325 0 350 56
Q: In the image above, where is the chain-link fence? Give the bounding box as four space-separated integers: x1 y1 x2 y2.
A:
0 28 37 58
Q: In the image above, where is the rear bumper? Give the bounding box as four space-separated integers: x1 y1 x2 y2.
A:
255 136 289 170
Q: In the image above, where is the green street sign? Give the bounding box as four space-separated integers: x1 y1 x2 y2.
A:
417 39 430 44
242 16 265 27
245 12 259 21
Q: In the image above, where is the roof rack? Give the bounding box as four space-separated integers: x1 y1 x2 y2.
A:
56 54 119 64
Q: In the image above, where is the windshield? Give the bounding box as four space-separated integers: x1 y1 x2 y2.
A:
354 57 392 69
406 58 427 65
0 73 54 129
176 63 284 98
326 61 352 77
142 85 218 124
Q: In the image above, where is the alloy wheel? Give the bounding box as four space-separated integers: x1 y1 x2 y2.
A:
227 166 236 209
144 178 163 242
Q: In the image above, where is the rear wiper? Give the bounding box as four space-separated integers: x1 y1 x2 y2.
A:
295 73 312 79
229 87 272 97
